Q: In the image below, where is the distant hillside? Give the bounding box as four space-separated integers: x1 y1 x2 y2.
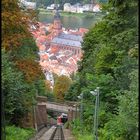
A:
34 0 108 8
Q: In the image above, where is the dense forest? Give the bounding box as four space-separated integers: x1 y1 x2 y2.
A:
64 0 138 139
2 0 47 139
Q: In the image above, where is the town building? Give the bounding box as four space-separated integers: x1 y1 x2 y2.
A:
63 3 101 13
63 3 71 12
47 4 60 10
31 7 88 88
19 0 36 9
93 4 101 12
83 4 93 11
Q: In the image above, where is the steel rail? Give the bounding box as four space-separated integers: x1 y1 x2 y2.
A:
50 125 65 140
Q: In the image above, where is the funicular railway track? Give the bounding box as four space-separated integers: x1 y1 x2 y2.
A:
50 125 65 140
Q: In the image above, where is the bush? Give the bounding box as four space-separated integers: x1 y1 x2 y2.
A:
6 125 35 140
46 93 55 101
77 134 93 140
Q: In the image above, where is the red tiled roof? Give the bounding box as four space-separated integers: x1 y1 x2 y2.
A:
41 54 48 59
50 46 59 53
38 45 46 51
79 28 89 33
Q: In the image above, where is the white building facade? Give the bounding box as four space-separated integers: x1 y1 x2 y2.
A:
63 3 71 12
63 3 101 13
19 0 36 9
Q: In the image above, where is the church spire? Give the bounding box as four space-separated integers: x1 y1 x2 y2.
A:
54 0 60 20
54 9 60 20
53 0 62 36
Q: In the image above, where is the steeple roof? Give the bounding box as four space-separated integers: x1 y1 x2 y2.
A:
54 5 60 20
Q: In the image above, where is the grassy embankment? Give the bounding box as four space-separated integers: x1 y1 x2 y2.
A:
69 129 92 140
63 121 93 140
6 125 35 140
72 129 93 140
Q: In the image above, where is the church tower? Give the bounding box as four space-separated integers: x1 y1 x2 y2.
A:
53 5 62 36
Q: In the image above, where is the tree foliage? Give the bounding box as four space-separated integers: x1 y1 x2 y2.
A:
66 0 138 139
53 75 72 101
2 0 31 50
2 0 46 127
15 59 44 83
2 50 36 125
99 69 138 140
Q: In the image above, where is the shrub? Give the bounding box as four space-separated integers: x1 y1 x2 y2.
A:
6 125 35 140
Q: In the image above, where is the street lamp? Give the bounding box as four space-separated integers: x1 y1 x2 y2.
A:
2 89 6 140
77 93 83 134
90 87 100 140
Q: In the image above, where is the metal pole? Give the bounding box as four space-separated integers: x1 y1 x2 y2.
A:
33 105 38 131
93 94 97 140
91 87 100 140
96 88 99 140
75 105 77 119
80 93 83 134
2 90 6 140
77 93 83 135
32 95 38 131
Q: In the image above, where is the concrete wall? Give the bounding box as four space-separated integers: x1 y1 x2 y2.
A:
35 105 48 130
68 106 80 122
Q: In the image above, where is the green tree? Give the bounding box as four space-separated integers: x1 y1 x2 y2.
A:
53 75 72 101
99 69 138 140
2 0 46 127
2 0 31 50
2 50 36 125
35 80 47 96
66 0 138 139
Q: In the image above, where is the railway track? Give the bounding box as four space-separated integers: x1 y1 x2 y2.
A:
50 125 65 140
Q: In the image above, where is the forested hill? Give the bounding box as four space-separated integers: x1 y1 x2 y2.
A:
64 0 138 139
2 0 47 129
